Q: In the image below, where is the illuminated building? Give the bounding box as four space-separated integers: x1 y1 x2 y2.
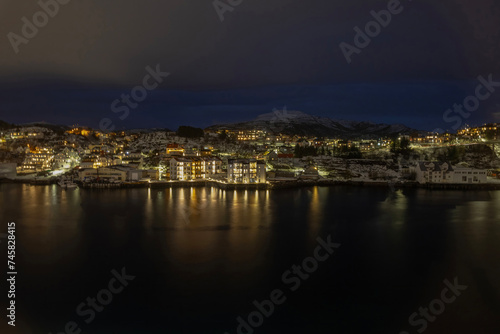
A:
169 156 223 180
20 148 54 172
415 162 487 184
227 159 266 183
170 157 193 180
166 143 185 156
236 130 265 141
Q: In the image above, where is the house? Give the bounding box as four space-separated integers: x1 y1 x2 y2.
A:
113 165 143 181
265 152 296 165
337 140 352 149
8 127 50 140
236 130 265 141
300 165 320 180
79 155 114 169
265 151 278 163
166 143 184 156
227 159 266 183
122 151 143 169
80 158 94 169
0 163 16 179
20 148 54 172
78 165 142 182
89 144 113 155
358 141 377 152
78 167 127 182
204 156 223 177
169 156 224 181
143 169 159 181
190 157 205 179
277 153 297 165
170 157 193 180
52 148 80 169
415 162 454 184
415 162 487 184
452 167 487 184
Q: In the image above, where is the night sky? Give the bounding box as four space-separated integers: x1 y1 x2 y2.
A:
1 0 500 131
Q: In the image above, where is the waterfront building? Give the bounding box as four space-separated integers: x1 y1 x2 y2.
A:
78 154 115 169
227 159 266 183
20 148 54 172
78 165 142 182
204 156 223 176
452 167 488 184
0 163 17 179
300 165 320 180
52 148 80 170
79 167 127 182
415 162 487 184
169 156 223 181
170 157 193 181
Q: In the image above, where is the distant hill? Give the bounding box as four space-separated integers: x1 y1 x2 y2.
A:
126 128 173 134
18 122 70 134
0 120 14 129
206 110 424 139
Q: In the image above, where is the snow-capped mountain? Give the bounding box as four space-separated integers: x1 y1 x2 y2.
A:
206 110 421 139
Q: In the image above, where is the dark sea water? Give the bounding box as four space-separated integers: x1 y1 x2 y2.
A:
0 184 499 334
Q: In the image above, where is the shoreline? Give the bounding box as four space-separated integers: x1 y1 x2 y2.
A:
2 177 500 190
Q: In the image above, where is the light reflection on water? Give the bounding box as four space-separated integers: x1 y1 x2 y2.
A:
0 184 499 333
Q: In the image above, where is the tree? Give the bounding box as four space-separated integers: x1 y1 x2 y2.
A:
390 138 412 156
218 130 228 141
177 126 204 138
0 120 13 129
341 146 362 159
485 129 496 141
400 138 410 151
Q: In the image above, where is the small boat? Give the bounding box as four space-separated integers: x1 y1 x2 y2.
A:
65 182 78 189
58 177 78 189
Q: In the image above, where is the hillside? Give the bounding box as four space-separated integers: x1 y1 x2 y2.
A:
0 119 14 129
206 110 423 139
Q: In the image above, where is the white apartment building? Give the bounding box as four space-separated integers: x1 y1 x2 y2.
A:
52 148 80 169
79 155 114 169
170 157 193 181
415 162 487 184
169 156 223 181
227 159 266 183
20 149 54 172
452 168 488 184
205 157 223 176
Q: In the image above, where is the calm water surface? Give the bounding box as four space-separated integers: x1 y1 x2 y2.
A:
0 184 499 333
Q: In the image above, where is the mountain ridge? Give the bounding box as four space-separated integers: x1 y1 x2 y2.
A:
206 110 423 139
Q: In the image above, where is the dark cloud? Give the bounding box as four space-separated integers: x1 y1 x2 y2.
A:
0 0 499 128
